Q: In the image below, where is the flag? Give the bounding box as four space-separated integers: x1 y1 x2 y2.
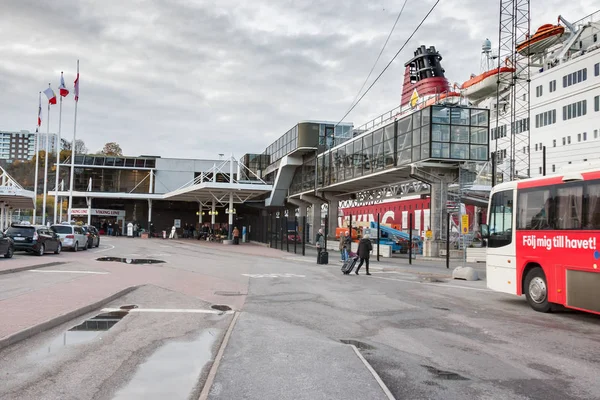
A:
37 92 42 127
59 72 69 97
73 71 79 102
43 86 57 105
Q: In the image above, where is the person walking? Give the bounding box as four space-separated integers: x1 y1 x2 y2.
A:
355 233 373 275
233 226 240 245
339 231 351 262
316 228 325 263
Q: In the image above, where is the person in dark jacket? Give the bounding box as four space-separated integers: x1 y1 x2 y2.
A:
355 234 373 275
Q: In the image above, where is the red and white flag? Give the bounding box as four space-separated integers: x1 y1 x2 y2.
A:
59 72 69 97
43 86 57 105
73 71 79 102
37 92 42 127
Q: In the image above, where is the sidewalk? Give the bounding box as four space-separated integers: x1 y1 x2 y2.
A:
0 258 69 275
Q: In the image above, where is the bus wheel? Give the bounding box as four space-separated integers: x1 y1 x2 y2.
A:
524 267 551 313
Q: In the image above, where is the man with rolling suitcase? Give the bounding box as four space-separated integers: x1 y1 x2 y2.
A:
355 234 373 275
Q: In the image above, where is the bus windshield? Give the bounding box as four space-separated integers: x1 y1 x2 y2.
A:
488 189 513 248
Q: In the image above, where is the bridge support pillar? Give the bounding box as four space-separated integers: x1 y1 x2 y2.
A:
323 192 351 240
300 194 324 244
410 165 457 258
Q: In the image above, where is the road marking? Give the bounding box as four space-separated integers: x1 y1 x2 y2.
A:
93 244 115 253
101 307 234 314
350 345 396 400
28 270 109 275
241 273 306 278
371 275 492 292
198 312 240 400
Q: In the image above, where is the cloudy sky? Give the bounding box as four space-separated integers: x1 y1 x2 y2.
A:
1 0 597 159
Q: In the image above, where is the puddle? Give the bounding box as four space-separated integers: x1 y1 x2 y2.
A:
96 257 165 264
432 306 450 311
211 304 232 312
422 365 469 380
421 277 445 283
339 339 376 350
112 329 218 400
28 311 127 361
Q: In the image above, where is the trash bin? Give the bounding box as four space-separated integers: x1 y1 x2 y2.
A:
162 230 167 239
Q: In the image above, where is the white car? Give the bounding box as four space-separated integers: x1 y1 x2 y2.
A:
50 224 88 251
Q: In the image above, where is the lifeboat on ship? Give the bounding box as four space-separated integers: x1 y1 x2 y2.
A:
460 67 515 103
421 91 462 108
516 24 565 55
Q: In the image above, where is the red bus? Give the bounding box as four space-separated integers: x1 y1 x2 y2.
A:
481 168 600 314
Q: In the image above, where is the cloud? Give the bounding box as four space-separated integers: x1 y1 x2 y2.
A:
0 0 596 159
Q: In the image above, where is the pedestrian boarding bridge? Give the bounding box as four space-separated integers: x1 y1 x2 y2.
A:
268 104 492 255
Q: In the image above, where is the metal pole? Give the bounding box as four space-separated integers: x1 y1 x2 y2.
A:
33 92 41 224
302 216 306 256
542 146 546 176
491 151 496 187
279 213 283 251
409 212 413 265
42 95 51 225
285 215 289 253
349 214 353 243
67 60 79 222
446 212 451 269
54 90 63 224
377 212 380 262
294 216 298 254
324 213 328 250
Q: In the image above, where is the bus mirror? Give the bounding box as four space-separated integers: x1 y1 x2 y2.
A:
480 224 490 238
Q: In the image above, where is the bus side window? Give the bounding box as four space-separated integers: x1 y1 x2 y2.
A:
518 188 552 230
556 184 583 230
585 182 600 229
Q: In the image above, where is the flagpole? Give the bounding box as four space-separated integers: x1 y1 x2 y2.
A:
54 76 64 224
67 60 79 223
33 92 41 224
42 83 51 226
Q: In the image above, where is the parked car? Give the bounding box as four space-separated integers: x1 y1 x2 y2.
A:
82 225 100 248
285 230 302 243
5 223 61 256
50 223 88 251
0 231 15 258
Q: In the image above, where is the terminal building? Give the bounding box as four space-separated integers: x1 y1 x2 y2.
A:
29 44 492 256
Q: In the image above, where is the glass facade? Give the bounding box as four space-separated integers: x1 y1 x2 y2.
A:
72 155 157 169
72 168 150 193
264 125 299 163
289 105 489 195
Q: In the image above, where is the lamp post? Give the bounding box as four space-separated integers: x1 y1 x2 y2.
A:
208 210 218 233
226 207 236 240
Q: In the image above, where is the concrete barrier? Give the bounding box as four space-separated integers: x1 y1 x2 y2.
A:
452 266 479 281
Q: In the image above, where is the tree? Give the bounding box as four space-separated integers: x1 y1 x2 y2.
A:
61 139 88 154
101 142 123 156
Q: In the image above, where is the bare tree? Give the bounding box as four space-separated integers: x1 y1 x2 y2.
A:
61 139 88 154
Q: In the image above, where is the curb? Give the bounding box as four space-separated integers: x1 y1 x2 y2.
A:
198 311 240 400
0 261 68 276
0 285 140 351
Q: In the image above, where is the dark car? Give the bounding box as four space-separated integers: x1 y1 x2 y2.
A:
5 224 62 256
82 225 100 248
0 232 15 258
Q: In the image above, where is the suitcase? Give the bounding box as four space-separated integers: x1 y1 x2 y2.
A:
341 257 358 274
318 251 329 265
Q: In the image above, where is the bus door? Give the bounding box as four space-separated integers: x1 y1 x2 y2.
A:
484 189 517 295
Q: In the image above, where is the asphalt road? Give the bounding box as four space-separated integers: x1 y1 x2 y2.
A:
0 237 599 399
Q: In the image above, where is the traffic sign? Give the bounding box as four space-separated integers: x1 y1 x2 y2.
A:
461 215 469 234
